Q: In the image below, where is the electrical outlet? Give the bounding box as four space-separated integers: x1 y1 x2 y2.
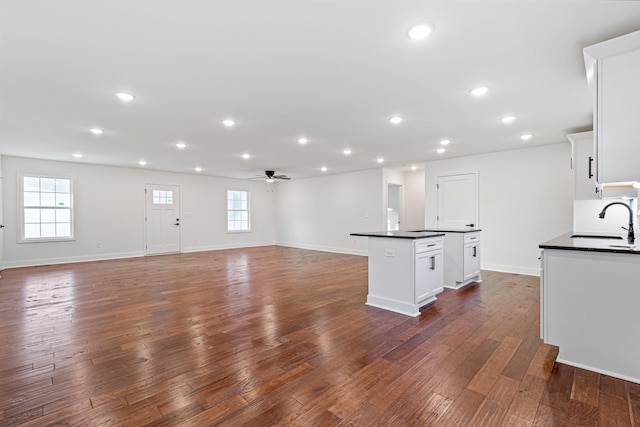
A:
384 249 395 257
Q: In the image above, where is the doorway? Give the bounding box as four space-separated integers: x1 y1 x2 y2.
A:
387 183 402 231
436 172 478 228
145 184 181 255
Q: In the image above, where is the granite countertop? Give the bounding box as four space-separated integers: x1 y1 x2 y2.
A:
413 228 482 233
350 230 445 239
539 232 640 255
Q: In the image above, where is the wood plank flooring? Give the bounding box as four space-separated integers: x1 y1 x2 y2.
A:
0 246 638 426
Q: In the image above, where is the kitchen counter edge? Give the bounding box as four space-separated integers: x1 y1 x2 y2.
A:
539 232 640 255
350 231 445 240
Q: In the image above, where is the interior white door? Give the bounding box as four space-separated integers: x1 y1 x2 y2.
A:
437 173 478 228
145 184 181 255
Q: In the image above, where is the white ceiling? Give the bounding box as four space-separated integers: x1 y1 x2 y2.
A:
2 1 640 180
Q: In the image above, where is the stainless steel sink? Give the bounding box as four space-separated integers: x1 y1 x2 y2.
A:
570 234 624 240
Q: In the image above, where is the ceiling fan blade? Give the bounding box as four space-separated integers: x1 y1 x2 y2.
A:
274 175 291 180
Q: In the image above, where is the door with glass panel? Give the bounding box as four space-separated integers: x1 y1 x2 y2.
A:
145 184 181 255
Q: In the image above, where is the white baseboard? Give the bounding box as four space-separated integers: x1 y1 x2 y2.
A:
482 263 540 277
181 241 275 253
275 241 367 257
3 251 145 269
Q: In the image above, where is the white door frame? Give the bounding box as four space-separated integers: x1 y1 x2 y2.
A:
386 182 403 231
144 183 182 255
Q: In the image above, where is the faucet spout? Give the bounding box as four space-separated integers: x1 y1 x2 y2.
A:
598 202 635 244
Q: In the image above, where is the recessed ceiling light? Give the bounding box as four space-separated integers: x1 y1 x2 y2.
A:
437 148 446 154
139 160 147 166
222 119 236 127
114 92 135 102
501 116 516 124
377 157 384 163
195 166 202 172
89 128 104 135
411 165 417 171
440 139 450 146
520 133 533 141
242 153 250 159
407 24 432 40
470 86 489 97
343 149 352 156
321 166 327 172
73 153 82 158
389 116 403 125
176 142 186 149
298 137 308 144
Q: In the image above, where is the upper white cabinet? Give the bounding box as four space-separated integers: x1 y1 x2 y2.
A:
584 30 640 187
568 131 598 200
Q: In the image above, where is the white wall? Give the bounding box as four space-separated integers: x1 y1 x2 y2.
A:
2 156 276 268
425 143 573 276
274 168 384 255
403 169 425 230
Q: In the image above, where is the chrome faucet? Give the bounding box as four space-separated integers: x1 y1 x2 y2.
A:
598 202 635 243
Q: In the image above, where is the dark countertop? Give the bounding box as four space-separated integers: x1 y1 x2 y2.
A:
539 232 640 255
412 228 481 233
350 230 445 240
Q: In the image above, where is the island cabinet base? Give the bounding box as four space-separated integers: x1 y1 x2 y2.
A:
366 295 435 317
542 248 640 384
365 235 444 317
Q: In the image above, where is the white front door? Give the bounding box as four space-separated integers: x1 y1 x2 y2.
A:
437 172 478 228
145 184 181 255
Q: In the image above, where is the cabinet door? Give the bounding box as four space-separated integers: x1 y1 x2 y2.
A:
415 252 432 303
415 250 443 303
568 131 598 200
463 243 481 280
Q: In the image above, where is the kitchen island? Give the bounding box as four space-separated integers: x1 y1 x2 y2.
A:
350 230 445 316
540 232 640 384
415 228 482 289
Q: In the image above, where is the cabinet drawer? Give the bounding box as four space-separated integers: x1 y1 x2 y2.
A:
464 233 480 244
415 238 443 253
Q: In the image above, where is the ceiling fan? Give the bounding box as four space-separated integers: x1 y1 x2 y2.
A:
250 170 291 183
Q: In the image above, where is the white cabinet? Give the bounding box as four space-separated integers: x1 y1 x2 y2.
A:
568 131 598 200
414 239 444 303
584 30 640 187
541 248 640 384
363 235 444 316
461 233 480 282
442 231 482 290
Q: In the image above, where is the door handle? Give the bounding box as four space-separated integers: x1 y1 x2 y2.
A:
466 223 474 227
0 224 4 228
588 156 594 179
174 218 180 226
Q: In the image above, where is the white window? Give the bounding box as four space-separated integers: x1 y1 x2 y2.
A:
227 190 250 232
20 174 74 242
152 189 174 205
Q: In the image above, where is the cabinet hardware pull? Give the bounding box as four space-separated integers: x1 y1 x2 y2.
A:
427 243 436 247
430 256 435 270
466 223 475 227
588 156 594 179
473 246 477 257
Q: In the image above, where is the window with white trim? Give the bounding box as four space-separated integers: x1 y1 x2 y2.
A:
20 175 74 241
227 190 250 232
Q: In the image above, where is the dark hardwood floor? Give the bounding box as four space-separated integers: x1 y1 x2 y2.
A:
0 246 638 426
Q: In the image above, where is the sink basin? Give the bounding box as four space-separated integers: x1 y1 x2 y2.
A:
570 234 624 240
